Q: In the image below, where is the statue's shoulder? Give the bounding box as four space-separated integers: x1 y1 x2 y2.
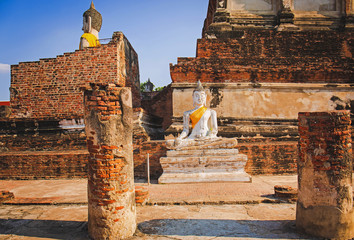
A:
183 109 195 116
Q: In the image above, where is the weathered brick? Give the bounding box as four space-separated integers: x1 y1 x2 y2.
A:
297 110 353 239
9 32 140 121
170 30 353 84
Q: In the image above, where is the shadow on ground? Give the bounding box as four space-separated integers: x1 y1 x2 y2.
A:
138 219 314 239
0 219 88 240
0 218 316 239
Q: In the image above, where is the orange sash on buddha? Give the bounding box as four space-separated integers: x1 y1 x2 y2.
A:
190 106 207 129
80 33 101 48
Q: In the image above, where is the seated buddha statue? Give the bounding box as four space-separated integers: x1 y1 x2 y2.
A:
168 81 229 150
79 2 102 50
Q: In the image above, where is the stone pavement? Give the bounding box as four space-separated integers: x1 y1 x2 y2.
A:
0 175 298 205
0 204 319 240
0 175 320 239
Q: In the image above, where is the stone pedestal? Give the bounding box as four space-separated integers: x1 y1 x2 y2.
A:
84 84 136 240
296 111 354 239
159 138 251 184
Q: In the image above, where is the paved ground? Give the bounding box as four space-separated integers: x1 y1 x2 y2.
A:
0 175 319 240
0 204 318 240
0 175 298 205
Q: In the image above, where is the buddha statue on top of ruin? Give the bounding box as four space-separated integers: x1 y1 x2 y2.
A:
79 2 102 50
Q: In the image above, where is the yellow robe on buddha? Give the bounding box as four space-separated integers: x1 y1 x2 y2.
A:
190 106 207 129
80 33 100 48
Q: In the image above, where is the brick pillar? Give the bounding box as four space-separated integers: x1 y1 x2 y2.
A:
297 111 353 239
84 83 136 240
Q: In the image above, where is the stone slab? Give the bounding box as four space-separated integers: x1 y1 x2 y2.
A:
158 172 252 184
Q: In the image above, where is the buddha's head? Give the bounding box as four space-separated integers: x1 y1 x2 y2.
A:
82 2 102 33
193 81 206 107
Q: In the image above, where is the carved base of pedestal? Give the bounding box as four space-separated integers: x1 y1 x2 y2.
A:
158 146 252 184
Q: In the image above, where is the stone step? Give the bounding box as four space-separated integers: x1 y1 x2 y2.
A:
161 154 247 164
160 155 248 173
166 148 239 157
158 172 252 184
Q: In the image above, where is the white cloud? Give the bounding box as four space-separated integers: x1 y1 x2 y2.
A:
0 63 10 73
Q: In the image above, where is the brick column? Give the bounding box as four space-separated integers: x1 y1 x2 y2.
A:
297 111 353 239
84 83 136 240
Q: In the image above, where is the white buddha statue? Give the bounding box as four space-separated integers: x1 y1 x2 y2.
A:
79 2 102 50
160 81 246 184
170 81 220 149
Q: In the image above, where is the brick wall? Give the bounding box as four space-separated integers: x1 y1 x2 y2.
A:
141 85 173 130
0 106 10 118
0 32 141 180
1 137 351 180
3 133 350 179
0 133 86 152
0 120 86 151
0 101 10 118
240 140 298 175
0 138 168 180
134 140 166 180
0 150 88 179
10 31 140 120
133 137 300 180
170 30 353 84
241 135 353 175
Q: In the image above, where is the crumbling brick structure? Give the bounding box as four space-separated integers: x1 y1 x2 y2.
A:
0 32 143 179
166 0 354 175
297 111 353 239
10 31 140 119
84 83 136 239
141 85 173 130
170 32 353 84
1 0 353 179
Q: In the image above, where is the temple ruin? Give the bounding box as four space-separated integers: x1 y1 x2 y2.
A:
0 0 352 184
0 1 353 239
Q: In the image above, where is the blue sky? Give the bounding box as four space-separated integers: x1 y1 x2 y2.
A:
0 0 209 101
